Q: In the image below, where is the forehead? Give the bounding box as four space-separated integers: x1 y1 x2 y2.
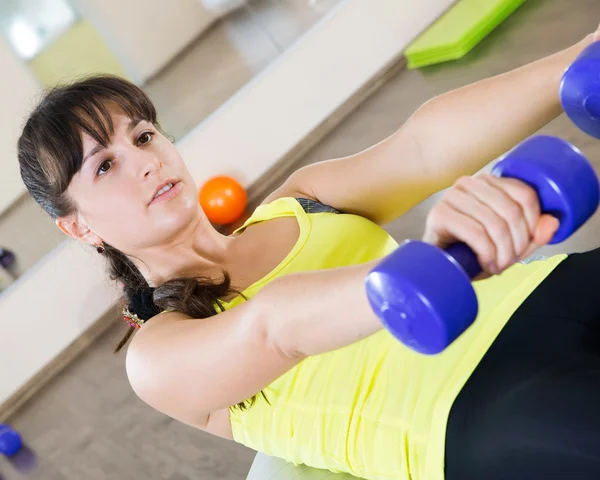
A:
80 103 141 147
104 102 132 121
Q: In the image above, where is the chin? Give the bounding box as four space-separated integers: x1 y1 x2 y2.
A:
159 198 201 234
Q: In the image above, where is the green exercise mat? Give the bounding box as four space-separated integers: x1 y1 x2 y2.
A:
405 0 527 69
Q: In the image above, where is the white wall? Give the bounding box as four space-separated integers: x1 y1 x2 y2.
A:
0 38 40 214
0 243 119 404
0 0 455 408
0 0 233 217
179 0 453 185
70 0 219 84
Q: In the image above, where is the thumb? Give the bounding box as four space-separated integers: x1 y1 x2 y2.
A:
517 215 559 262
592 20 600 42
533 214 560 245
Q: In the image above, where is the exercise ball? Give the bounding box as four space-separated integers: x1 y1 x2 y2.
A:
199 176 247 225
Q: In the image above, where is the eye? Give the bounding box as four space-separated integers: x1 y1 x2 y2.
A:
137 131 154 145
96 159 113 176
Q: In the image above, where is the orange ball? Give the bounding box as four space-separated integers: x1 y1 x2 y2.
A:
199 176 248 225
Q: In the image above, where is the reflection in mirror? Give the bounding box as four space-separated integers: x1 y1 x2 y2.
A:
0 0 342 280
0 0 77 59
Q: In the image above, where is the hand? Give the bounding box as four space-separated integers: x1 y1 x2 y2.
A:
423 173 560 276
584 21 600 43
594 21 600 42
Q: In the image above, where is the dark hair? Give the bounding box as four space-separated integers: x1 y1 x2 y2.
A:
17 75 259 410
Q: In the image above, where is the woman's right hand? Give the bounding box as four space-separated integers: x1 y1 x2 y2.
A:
423 173 560 277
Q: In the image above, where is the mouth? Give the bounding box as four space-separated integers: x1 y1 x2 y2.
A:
149 179 181 205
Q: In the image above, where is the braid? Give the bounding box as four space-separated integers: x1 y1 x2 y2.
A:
102 244 261 410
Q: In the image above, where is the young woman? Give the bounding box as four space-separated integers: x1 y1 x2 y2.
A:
17 25 600 480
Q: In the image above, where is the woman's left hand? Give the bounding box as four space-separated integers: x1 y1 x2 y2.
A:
590 21 600 42
422 173 559 278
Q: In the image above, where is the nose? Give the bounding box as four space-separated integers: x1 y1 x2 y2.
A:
131 147 162 179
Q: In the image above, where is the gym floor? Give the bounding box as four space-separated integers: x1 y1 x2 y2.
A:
2 0 600 478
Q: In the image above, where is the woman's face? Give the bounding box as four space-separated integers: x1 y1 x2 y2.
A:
64 104 201 253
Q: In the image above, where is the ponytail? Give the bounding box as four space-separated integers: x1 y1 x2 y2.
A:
102 244 263 410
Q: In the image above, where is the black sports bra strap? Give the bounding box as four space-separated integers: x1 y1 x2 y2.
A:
295 197 341 215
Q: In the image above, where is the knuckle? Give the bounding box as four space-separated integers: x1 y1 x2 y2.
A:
514 240 529 257
503 203 523 225
426 203 448 228
465 224 496 265
454 176 475 189
515 184 539 210
428 201 447 218
465 220 484 236
522 185 539 206
474 241 495 266
487 217 510 238
443 187 464 204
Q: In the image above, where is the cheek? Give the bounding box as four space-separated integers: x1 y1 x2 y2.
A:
164 145 195 182
78 187 147 238
88 185 139 213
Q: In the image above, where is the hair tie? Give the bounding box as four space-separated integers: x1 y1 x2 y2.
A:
123 287 160 329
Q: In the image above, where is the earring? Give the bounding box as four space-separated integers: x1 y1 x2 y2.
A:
96 243 105 254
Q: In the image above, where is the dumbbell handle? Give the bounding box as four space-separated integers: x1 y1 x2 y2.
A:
445 243 482 279
366 135 598 355
444 170 545 280
444 134 600 280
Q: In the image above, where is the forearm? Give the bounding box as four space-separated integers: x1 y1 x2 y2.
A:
257 261 383 357
411 35 595 188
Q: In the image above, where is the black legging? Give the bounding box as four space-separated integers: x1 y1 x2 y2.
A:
445 247 600 480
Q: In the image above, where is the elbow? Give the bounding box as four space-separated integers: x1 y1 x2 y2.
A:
125 338 152 403
125 327 167 407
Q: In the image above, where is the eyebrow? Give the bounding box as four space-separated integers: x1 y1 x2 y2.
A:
82 118 144 164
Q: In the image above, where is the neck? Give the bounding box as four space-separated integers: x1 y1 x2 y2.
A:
132 214 236 287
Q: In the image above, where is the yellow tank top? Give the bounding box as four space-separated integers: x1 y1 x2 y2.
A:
223 197 567 480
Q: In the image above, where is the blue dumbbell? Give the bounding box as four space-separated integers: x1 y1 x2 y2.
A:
0 248 15 270
561 41 600 138
366 135 600 355
0 424 23 457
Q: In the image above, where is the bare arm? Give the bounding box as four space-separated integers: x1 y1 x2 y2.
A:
257 260 381 357
408 39 592 189
271 35 597 224
126 260 381 428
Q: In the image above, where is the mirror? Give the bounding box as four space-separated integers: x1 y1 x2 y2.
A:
0 0 342 285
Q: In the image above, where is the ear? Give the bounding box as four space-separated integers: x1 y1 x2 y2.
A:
55 213 103 247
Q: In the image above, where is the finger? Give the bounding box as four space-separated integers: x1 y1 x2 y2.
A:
443 186 515 272
518 215 560 261
533 214 560 245
462 174 542 267
453 176 525 270
426 197 498 273
475 174 541 262
481 174 541 238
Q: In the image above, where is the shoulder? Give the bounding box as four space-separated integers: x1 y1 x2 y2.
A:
260 170 318 206
125 312 187 394
124 311 214 431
